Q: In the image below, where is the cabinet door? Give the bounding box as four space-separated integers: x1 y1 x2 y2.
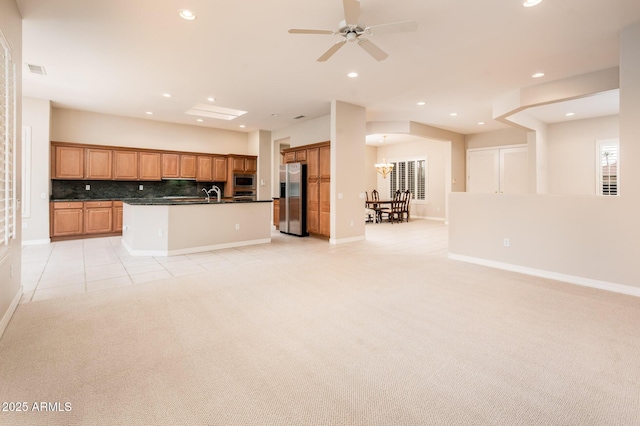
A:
245 157 257 173
86 148 113 180
51 202 84 236
213 156 227 181
273 199 279 230
319 179 331 237
113 203 123 232
307 148 319 179
283 151 295 163
307 179 319 234
162 153 180 178
181 155 197 178
84 201 113 234
196 156 213 181
231 157 246 172
295 150 307 163
53 145 84 179
139 152 162 181
319 145 331 179
113 150 138 180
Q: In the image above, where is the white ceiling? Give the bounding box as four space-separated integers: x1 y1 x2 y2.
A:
17 0 640 137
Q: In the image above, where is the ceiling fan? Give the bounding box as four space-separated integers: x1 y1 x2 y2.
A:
288 0 418 62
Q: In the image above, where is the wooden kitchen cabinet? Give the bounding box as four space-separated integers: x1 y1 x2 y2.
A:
196 155 214 181
273 198 279 230
86 148 113 180
53 145 84 179
84 201 113 234
213 156 227 181
299 143 330 238
139 151 162 180
113 150 138 180
181 155 197 179
113 201 123 232
51 202 84 237
162 153 180 178
229 155 257 173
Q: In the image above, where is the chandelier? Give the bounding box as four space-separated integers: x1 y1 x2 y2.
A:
375 135 394 178
375 159 394 178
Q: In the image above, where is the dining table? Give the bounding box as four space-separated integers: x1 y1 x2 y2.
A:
365 200 393 223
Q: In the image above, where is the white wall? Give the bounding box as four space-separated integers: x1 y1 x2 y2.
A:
364 145 377 196
271 115 330 148
466 128 528 150
0 0 22 339
22 97 51 243
51 108 249 154
449 21 640 293
377 139 447 220
548 115 619 195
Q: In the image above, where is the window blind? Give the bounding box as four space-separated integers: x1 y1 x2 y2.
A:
0 32 16 261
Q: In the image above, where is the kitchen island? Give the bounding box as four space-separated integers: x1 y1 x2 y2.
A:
122 198 272 256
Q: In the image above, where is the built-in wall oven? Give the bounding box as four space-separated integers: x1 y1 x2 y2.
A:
233 173 256 200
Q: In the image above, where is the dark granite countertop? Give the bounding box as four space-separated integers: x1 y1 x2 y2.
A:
51 197 272 205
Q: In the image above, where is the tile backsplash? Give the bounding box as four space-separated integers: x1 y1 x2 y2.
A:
52 180 226 200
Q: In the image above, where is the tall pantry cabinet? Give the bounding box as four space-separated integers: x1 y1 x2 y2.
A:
282 142 330 238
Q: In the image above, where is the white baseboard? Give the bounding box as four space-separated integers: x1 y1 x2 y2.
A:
424 216 446 222
0 285 22 341
123 238 272 257
21 238 51 246
330 235 366 245
448 253 640 298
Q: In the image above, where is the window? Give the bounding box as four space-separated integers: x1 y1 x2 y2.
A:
597 139 619 196
389 158 427 201
0 31 16 261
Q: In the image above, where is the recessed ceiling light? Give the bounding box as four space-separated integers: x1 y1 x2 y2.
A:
196 119 204 122
178 9 196 20
207 97 215 102
145 111 153 115
532 72 545 78
478 122 485 125
239 125 246 128
522 0 543 7
271 113 279 117
417 101 426 106
450 112 458 117
565 112 575 116
347 72 358 78
162 93 172 98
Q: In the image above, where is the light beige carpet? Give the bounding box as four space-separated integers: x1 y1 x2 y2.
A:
1 221 639 425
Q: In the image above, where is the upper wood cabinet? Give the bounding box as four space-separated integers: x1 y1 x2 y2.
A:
53 145 84 179
113 150 138 180
196 155 213 181
213 156 227 181
181 155 197 179
139 152 162 181
229 155 257 173
162 153 180 178
86 148 113 179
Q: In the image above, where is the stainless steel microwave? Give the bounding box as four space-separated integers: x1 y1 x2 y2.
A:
234 174 256 189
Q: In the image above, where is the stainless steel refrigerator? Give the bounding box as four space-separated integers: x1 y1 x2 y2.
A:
279 163 307 236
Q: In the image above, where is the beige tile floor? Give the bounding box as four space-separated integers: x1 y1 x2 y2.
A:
20 219 448 304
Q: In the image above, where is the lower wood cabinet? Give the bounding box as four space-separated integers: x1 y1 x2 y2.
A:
273 198 279 230
51 200 123 240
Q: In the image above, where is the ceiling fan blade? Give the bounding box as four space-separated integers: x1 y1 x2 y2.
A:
288 29 336 35
357 38 388 61
343 0 361 27
365 20 418 36
317 40 346 62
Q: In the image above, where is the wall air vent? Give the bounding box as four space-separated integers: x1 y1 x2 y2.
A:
27 64 46 75
293 115 306 120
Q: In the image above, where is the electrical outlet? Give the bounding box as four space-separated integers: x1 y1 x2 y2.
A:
22 222 27 229
85 184 90 191
158 229 163 237
503 238 510 247
235 224 240 230
139 184 144 190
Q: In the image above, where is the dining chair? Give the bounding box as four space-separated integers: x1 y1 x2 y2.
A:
382 190 403 223
401 190 411 222
371 189 384 223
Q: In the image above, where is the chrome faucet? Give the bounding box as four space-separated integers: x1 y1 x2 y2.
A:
202 185 221 202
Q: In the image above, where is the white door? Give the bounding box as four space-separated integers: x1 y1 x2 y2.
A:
467 149 499 193
500 147 528 194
